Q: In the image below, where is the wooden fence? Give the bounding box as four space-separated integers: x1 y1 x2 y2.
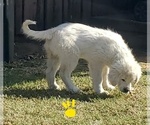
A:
4 0 146 61
15 0 94 35
14 0 147 35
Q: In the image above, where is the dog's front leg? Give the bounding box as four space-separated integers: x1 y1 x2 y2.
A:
89 63 109 95
102 66 115 90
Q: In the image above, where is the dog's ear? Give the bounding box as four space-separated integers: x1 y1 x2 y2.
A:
134 71 142 85
134 76 138 84
136 73 141 83
109 67 120 86
135 65 142 84
132 62 142 85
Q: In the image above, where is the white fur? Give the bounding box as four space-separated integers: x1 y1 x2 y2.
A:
22 20 142 94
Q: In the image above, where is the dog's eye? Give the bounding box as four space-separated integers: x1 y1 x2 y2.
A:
121 79 125 82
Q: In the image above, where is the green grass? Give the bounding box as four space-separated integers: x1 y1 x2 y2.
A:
4 59 147 125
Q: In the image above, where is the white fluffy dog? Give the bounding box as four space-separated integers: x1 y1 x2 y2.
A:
22 20 141 94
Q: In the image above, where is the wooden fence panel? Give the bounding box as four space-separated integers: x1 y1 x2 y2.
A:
36 0 44 30
68 0 73 21
63 0 69 22
53 0 63 26
71 0 82 22
14 0 93 34
82 0 91 23
15 0 23 34
45 0 54 28
92 0 113 17
24 0 37 20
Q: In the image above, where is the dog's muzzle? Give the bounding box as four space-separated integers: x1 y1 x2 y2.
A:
123 87 130 93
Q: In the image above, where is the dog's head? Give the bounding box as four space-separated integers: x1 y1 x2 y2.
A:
109 61 141 93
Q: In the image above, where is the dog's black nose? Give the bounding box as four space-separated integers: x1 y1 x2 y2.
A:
123 88 129 93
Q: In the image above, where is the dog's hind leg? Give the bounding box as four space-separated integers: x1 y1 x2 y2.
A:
89 63 109 94
102 66 115 90
46 55 61 90
59 57 80 93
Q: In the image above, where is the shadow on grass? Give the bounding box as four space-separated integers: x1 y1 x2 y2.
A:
4 59 89 87
143 71 149 76
4 88 114 102
4 59 114 102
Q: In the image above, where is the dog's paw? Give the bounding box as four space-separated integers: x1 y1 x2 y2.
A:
99 90 109 95
68 87 80 93
54 82 61 90
95 89 109 95
103 82 115 90
50 85 61 90
106 84 115 90
55 85 61 90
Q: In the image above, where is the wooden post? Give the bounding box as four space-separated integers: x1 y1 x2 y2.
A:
0 1 3 124
0 0 3 62
4 0 14 62
15 0 23 35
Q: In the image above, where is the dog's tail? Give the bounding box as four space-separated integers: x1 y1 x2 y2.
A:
22 20 55 40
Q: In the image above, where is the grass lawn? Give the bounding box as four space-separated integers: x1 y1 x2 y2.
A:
4 59 147 125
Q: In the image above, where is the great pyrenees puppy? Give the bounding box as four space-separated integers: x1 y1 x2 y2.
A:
22 20 141 94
